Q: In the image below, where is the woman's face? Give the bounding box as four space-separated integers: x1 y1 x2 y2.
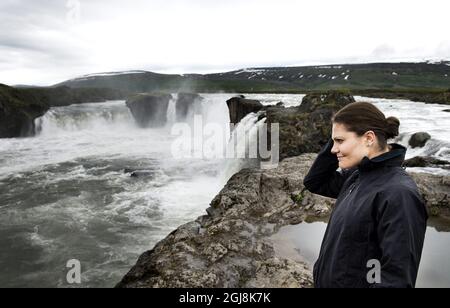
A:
331 122 370 169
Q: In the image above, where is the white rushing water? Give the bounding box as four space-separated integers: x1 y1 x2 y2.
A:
0 93 449 287
243 93 306 108
355 96 450 175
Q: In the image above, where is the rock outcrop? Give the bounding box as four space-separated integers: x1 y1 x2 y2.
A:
0 84 50 138
117 152 450 288
176 93 203 121
224 92 354 161
403 156 450 168
126 94 172 128
124 168 155 178
409 132 431 148
264 92 354 160
410 173 450 219
226 97 263 125
116 154 333 288
297 92 355 113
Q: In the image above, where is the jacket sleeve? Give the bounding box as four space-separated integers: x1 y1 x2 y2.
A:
303 138 355 199
371 187 428 288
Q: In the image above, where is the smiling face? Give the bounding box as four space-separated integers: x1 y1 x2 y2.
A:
331 122 370 169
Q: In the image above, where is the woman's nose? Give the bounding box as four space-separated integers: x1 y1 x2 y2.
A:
331 143 339 154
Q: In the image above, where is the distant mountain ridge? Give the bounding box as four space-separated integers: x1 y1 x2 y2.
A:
58 61 450 93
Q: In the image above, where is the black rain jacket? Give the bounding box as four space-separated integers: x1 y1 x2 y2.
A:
303 139 428 288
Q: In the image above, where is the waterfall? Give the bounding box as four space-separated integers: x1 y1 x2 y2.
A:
34 101 133 136
396 132 450 161
166 94 177 125
219 111 268 182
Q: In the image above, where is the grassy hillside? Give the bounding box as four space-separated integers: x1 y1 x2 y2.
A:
59 62 450 94
20 86 128 107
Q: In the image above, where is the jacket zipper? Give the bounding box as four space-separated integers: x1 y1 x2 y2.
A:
348 178 359 196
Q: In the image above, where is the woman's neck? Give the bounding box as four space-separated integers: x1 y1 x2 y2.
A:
367 145 391 160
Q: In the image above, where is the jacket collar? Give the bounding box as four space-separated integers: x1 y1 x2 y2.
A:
357 143 406 173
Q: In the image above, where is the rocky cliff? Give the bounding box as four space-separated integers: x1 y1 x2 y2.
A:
116 154 332 288
0 84 49 138
126 93 173 128
0 83 128 138
226 96 263 125
225 92 355 160
176 93 203 121
264 92 355 160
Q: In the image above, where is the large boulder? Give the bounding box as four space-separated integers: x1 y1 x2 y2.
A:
403 156 450 168
176 93 203 121
409 132 431 148
226 97 263 124
264 92 354 160
410 172 450 219
0 84 49 138
126 93 172 128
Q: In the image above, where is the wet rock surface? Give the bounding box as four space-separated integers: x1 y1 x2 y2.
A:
126 93 172 128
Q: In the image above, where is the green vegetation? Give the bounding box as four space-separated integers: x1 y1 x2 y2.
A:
20 86 128 107
0 84 48 111
291 190 306 205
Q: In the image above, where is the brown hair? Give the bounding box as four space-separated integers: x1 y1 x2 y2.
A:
332 102 400 150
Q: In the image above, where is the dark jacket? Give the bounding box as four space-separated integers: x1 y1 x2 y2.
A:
303 139 428 288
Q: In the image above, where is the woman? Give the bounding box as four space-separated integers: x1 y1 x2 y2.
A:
303 102 428 288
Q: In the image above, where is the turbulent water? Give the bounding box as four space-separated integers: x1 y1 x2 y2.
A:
0 93 449 288
0 94 245 287
355 96 450 175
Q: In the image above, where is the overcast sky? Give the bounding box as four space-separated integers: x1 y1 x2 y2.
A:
1 0 449 86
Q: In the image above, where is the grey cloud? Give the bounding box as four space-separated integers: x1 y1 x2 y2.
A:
1 0 450 86
0 0 66 18
0 31 50 53
0 0 91 77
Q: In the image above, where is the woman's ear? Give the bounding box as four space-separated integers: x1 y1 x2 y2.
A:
364 131 376 147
